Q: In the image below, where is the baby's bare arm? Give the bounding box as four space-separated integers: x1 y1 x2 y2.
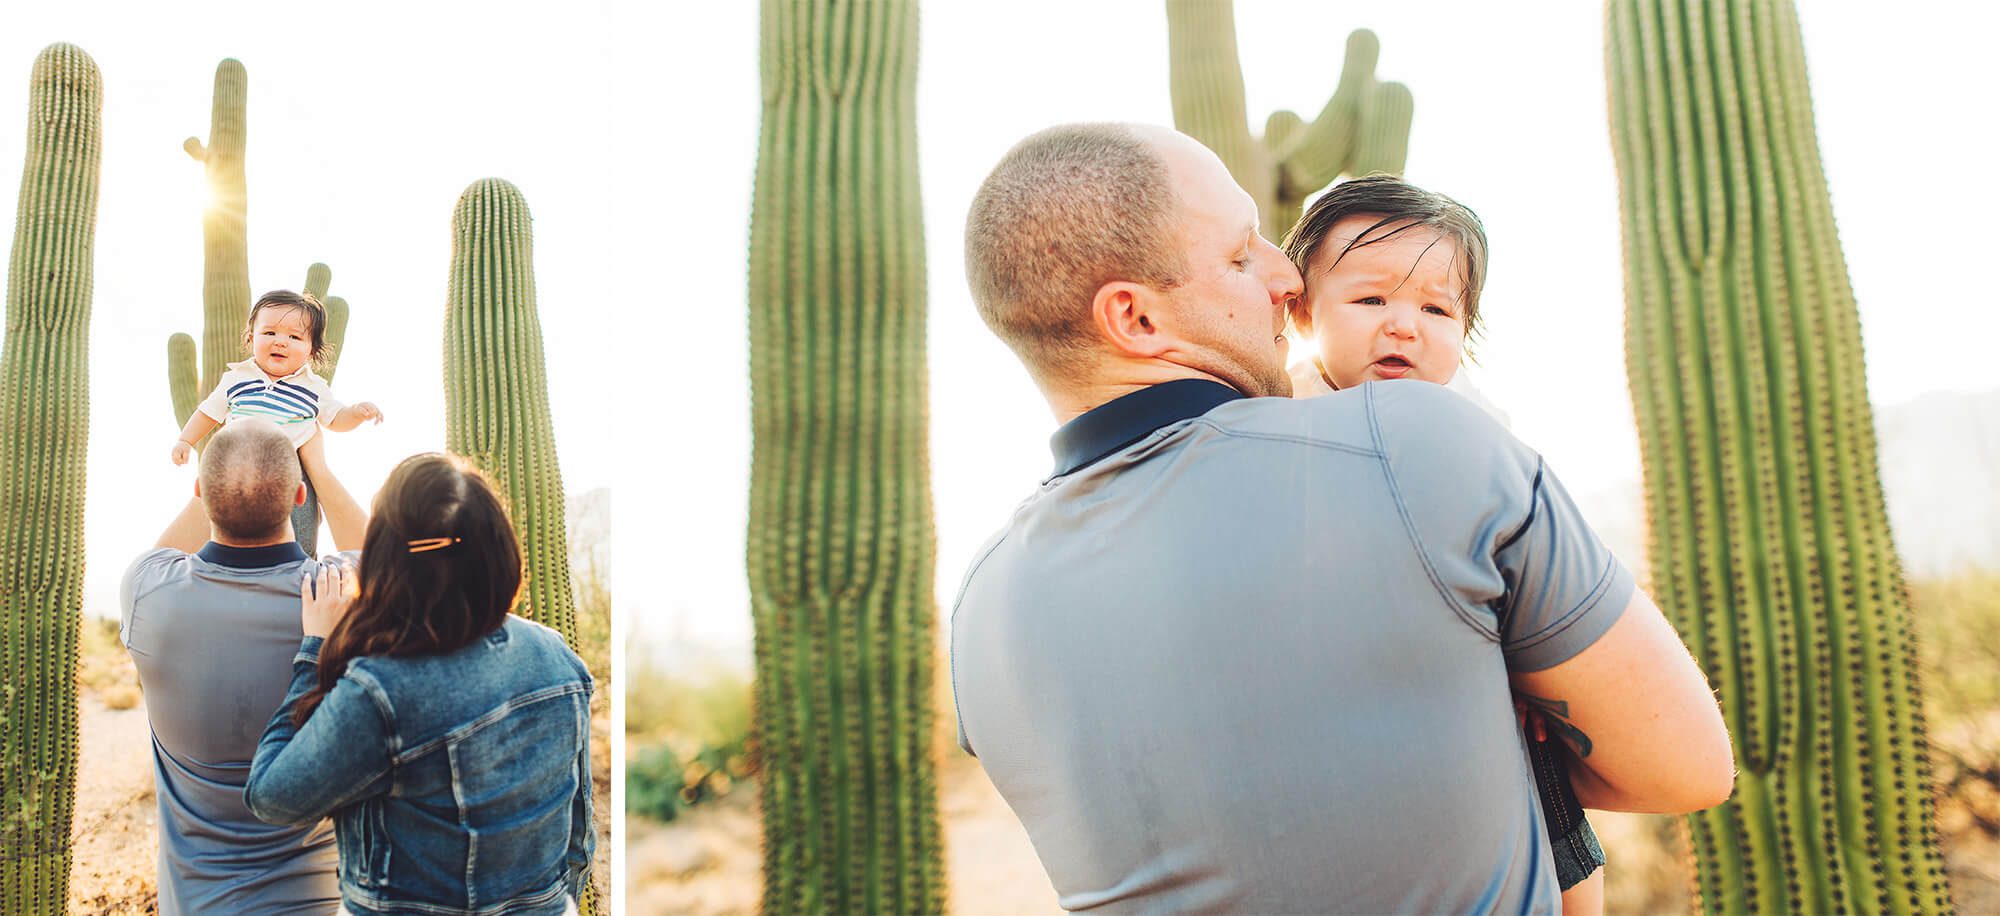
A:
171 412 221 464
323 401 383 432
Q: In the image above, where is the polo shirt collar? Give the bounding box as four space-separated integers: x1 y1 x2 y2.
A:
197 540 308 569
226 358 310 383
1049 378 1246 479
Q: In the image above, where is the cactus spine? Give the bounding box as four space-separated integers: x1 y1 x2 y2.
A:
1166 0 1412 238
747 0 943 910
0 42 101 915
1607 2 1950 912
442 179 594 914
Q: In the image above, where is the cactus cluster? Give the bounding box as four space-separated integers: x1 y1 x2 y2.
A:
1607 1 1950 912
1166 0 1412 239
0 42 102 915
746 0 944 910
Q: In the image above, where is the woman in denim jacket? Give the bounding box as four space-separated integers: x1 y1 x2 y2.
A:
245 453 595 915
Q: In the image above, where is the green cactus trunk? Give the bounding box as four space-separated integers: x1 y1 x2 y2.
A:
1607 2 1951 912
443 179 577 644
0 42 101 915
170 59 249 429
1166 0 1413 239
747 0 943 911
442 178 594 914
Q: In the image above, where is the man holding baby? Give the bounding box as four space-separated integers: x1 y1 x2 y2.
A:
949 123 1733 912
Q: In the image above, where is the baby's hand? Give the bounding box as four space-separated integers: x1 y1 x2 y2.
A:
170 440 192 465
349 401 384 425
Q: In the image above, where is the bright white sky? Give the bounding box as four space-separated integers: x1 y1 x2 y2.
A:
9 4 1988 664
631 1 1999 671
2 1 615 620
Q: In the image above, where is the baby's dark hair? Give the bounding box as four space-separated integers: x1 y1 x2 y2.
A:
242 289 333 371
1281 174 1490 346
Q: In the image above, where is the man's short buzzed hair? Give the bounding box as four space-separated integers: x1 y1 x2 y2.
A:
964 123 1188 385
198 421 300 542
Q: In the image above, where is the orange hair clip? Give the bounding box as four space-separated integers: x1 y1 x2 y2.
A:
407 537 462 553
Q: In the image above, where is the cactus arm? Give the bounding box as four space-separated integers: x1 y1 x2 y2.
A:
168 332 199 428
320 296 349 384
1274 28 1380 191
183 136 205 161
1350 80 1413 177
0 42 101 914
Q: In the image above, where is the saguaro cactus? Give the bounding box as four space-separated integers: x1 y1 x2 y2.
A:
747 0 943 910
0 42 101 915
1608 2 1950 912
443 179 577 644
170 58 249 429
1166 0 1413 239
442 178 595 914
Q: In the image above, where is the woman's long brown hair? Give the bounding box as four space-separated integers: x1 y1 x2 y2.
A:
294 453 523 724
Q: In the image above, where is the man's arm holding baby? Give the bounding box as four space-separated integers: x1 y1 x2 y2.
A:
1509 590 1734 813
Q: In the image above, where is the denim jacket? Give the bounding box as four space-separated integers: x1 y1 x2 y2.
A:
244 615 594 915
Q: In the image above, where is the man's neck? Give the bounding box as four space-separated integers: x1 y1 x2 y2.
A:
1051 367 1243 424
208 522 297 549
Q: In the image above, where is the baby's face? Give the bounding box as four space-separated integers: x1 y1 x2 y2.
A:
1292 215 1467 388
251 306 314 377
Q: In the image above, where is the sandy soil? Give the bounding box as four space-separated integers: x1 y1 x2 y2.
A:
627 752 2000 915
627 753 1060 915
64 648 613 914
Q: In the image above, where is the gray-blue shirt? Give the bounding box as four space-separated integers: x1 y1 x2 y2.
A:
121 541 341 915
951 379 1634 914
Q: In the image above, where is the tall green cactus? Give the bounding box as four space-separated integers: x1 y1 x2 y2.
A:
442 178 595 915
1166 0 1413 239
443 178 577 644
0 42 101 916
747 0 943 910
1608 2 1950 912
170 58 249 429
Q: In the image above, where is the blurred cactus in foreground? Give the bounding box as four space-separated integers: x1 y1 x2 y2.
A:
0 42 102 915
1166 0 1412 238
1608 1 1951 912
747 0 944 910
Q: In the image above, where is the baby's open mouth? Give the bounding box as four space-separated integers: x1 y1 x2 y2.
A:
1376 356 1411 368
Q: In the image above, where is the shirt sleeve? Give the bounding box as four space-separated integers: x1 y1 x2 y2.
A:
309 372 344 425
1370 380 1633 673
195 369 242 422
119 547 188 652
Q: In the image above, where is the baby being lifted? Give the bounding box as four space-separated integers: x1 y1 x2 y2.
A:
171 289 380 547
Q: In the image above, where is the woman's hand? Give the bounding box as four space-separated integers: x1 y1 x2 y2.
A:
301 561 359 638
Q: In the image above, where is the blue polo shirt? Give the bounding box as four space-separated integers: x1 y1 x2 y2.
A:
121 541 341 915
950 378 1633 913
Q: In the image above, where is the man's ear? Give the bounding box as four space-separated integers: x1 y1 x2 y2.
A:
1090 281 1173 359
294 481 308 507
